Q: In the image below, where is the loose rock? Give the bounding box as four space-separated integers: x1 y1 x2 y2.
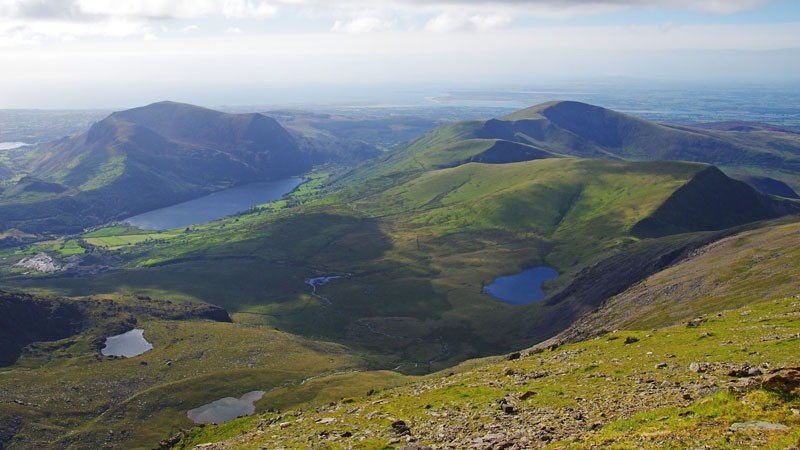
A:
729 421 789 432
518 391 536 400
392 420 411 436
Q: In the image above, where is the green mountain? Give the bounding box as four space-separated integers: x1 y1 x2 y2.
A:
0 102 376 234
340 100 800 197
7 157 794 370
1 101 800 449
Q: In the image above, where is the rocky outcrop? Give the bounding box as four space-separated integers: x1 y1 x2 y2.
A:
0 290 232 366
13 253 62 273
0 291 86 366
762 367 800 397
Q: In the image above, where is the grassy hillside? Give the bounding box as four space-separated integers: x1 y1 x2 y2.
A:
171 294 800 449
334 101 800 197
3 102 800 449
0 294 364 450
551 218 800 344
0 102 376 234
5 158 791 375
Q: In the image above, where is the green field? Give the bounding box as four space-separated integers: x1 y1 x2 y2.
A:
83 232 180 249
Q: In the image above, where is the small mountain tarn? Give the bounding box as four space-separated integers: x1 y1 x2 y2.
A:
483 266 559 305
100 329 153 357
187 390 266 425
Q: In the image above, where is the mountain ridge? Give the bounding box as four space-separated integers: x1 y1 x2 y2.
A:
0 101 377 234
337 100 800 198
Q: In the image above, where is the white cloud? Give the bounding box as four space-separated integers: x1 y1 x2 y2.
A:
381 0 770 15
179 24 200 33
0 0 281 20
425 12 511 32
0 0 789 52
0 17 151 44
332 15 390 33
222 0 278 19
0 0 773 22
75 0 217 19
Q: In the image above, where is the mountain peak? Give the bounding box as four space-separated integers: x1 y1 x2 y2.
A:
502 100 592 121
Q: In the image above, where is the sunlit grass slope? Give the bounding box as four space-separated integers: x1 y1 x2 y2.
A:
0 318 362 450
331 100 800 198
2 158 748 373
554 218 800 342
173 294 800 449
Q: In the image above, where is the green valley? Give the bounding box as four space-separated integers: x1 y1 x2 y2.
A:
1 101 799 449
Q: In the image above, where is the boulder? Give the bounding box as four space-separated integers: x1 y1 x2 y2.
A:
762 368 800 397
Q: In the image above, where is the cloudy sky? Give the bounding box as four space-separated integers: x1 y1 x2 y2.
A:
1 0 799 108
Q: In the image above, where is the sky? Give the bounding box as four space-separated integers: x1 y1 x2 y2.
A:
1 0 799 108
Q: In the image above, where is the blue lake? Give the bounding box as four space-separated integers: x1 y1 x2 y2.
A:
124 177 302 230
483 266 559 305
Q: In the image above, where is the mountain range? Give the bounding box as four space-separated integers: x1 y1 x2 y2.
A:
0 100 799 449
340 100 800 197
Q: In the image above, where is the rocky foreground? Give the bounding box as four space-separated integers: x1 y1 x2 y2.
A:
170 297 800 449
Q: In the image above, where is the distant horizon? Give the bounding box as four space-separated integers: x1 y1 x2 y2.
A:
3 77 800 111
3 79 799 147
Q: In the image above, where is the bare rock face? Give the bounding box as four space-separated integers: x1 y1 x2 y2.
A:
14 253 61 273
0 291 86 366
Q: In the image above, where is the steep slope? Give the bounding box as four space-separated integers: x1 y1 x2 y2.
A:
171 295 800 450
736 175 799 198
0 102 376 234
547 218 800 345
630 166 792 238
508 101 800 176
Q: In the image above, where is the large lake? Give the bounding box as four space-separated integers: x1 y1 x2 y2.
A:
124 177 302 230
483 266 559 305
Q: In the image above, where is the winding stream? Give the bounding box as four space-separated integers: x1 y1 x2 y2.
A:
305 275 344 306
